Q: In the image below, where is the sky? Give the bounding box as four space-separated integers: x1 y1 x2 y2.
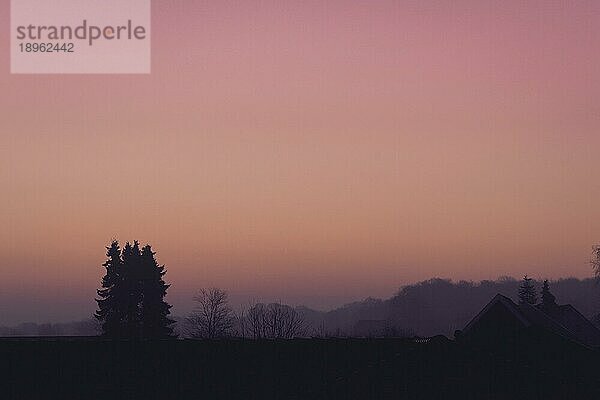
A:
1 1 600 325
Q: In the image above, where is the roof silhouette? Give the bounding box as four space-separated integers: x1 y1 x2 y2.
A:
462 293 600 348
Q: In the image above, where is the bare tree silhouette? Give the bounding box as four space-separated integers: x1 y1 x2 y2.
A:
245 302 306 339
235 305 248 338
187 288 235 338
592 245 600 278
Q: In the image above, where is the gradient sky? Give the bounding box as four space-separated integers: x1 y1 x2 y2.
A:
1 1 600 325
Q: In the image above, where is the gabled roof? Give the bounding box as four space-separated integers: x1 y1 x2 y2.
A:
538 303 600 346
518 302 576 341
462 294 530 334
462 293 596 347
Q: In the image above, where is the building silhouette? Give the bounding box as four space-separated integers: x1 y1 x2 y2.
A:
458 293 600 348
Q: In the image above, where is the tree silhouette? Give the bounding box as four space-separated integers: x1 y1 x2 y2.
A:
121 241 143 338
518 275 537 305
95 240 174 339
95 241 126 337
592 245 600 278
140 244 175 338
246 302 267 339
540 279 556 310
187 288 235 338
245 302 306 339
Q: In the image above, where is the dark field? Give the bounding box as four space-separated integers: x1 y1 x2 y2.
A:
1 337 599 400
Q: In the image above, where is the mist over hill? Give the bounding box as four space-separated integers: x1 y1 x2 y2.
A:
302 277 600 337
0 319 100 337
2 277 599 338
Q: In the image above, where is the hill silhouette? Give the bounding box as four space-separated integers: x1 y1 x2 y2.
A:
2 277 599 338
302 277 600 337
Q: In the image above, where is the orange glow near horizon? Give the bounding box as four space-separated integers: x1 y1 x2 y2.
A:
1 1 600 324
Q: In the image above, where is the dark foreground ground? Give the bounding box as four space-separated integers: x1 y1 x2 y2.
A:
1 336 599 400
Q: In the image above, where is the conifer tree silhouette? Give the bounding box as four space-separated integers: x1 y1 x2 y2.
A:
141 244 175 338
121 241 143 338
518 275 537 305
540 279 556 310
95 241 126 337
95 240 175 339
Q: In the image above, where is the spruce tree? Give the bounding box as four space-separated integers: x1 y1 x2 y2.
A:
96 240 175 339
540 279 556 309
140 244 175 338
518 275 537 305
95 241 125 337
121 241 144 338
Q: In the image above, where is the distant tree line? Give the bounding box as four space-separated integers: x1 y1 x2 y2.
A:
0 320 99 337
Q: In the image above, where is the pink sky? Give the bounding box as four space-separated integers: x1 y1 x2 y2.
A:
1 1 600 324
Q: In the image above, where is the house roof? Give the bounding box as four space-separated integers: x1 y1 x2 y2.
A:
462 293 599 347
518 302 576 341
538 303 600 347
462 294 531 333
